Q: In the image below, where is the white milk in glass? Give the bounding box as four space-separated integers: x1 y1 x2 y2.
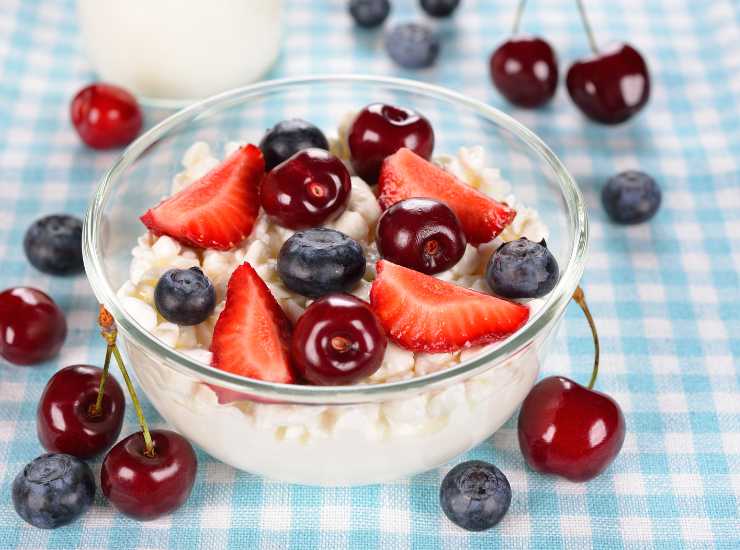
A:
77 0 282 100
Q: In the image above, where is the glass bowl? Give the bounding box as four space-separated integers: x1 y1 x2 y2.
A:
83 75 588 486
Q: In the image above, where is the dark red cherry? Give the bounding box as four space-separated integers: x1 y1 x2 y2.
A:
291 293 387 385
260 148 351 229
376 198 466 274
37 365 125 459
348 103 434 184
101 429 197 521
518 376 625 482
0 287 67 366
70 83 143 149
489 36 558 108
566 43 650 124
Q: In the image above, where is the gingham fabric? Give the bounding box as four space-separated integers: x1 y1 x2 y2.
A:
1 0 739 548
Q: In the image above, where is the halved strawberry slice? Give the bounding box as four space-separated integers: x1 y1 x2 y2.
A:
370 260 529 352
140 144 264 250
378 148 516 245
210 262 295 383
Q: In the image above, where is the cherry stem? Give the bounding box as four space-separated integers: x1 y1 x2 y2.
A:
89 344 113 417
575 0 600 54
97 305 155 458
111 345 156 458
512 0 527 34
573 286 600 390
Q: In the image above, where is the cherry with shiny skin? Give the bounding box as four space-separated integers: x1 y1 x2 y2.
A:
37 365 125 459
376 198 466 275
101 429 197 521
292 293 387 385
518 376 625 481
517 288 625 481
566 1 649 124
348 103 434 184
566 43 650 124
490 36 558 108
70 83 143 149
260 148 351 229
0 287 67 365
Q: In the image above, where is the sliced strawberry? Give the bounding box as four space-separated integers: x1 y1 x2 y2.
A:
210 262 295 383
140 144 264 250
378 148 516 245
370 260 529 352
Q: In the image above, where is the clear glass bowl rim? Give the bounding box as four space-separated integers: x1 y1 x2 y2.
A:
82 74 589 405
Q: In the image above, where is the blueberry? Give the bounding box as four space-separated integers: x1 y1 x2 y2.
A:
12 453 95 529
486 238 559 299
602 170 661 224
349 0 390 28
259 119 330 171
385 23 440 69
278 228 366 298
23 214 83 275
440 460 511 532
154 266 216 326
420 0 461 18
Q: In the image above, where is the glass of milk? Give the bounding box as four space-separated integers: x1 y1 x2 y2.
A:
77 0 282 105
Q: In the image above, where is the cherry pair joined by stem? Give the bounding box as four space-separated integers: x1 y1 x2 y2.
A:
490 0 650 124
38 308 198 521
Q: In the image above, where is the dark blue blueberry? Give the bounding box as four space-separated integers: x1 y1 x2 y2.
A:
12 453 95 529
486 238 559 299
420 0 460 17
440 460 511 532
23 214 83 275
602 170 661 224
259 119 330 171
278 228 366 298
349 0 391 28
154 266 216 326
385 23 440 69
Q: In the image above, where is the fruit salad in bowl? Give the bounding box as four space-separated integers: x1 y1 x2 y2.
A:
83 76 587 485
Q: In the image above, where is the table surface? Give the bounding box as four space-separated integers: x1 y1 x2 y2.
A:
1 0 739 548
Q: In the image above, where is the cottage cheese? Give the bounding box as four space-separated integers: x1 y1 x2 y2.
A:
118 135 551 484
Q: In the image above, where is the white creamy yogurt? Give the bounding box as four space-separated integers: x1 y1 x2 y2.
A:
118 138 551 484
124 330 541 484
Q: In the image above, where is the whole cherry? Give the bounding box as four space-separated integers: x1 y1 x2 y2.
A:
517 287 625 481
70 83 142 149
292 293 387 385
260 148 351 229
101 429 197 521
348 103 434 184
376 198 466 275
96 306 197 520
490 37 558 108
489 2 558 108
0 287 67 366
566 1 650 124
37 364 125 459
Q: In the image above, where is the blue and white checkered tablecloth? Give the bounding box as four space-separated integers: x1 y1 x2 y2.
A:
1 0 739 548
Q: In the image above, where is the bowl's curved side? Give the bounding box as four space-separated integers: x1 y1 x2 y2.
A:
83 74 588 406
123 327 549 485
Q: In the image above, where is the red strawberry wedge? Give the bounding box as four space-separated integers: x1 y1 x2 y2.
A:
210 262 295 383
370 260 529 353
140 144 264 250
378 148 516 245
